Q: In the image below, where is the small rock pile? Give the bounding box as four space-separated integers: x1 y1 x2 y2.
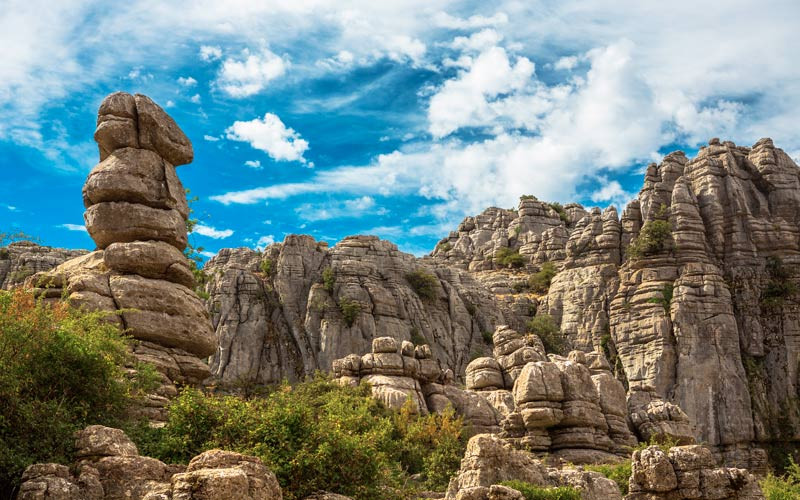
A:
626 445 764 499
465 326 638 463
333 336 503 434
29 92 215 420
17 425 283 500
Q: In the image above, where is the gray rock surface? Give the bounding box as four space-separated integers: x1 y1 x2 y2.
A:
0 241 86 290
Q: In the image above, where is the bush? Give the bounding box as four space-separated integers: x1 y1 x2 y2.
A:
260 258 274 276
628 217 672 259
137 376 466 500
647 284 674 314
438 242 453 252
482 330 494 344
495 247 525 268
8 266 34 283
0 290 154 498
547 202 570 225
410 327 426 345
520 194 537 201
339 298 361 327
322 267 335 292
499 481 581 500
527 314 567 355
529 262 557 293
761 457 800 500
406 270 439 301
585 461 632 494
762 256 797 308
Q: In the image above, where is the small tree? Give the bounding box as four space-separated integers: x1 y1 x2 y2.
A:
322 267 335 292
494 247 525 268
529 262 557 293
527 314 567 355
339 298 361 327
406 270 439 301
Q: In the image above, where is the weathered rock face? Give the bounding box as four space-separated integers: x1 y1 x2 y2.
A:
465 326 637 463
204 235 507 386
626 444 764 499
444 434 622 500
26 92 213 420
0 241 86 289
424 138 800 470
17 426 282 500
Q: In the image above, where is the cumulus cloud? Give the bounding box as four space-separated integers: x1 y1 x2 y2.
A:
193 223 233 239
244 160 262 169
203 135 220 142
177 76 197 86
199 45 222 62
59 223 86 232
434 12 508 29
255 235 275 250
225 113 309 163
215 48 287 98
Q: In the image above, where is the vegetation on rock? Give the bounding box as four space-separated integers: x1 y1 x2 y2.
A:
499 480 581 500
526 314 567 355
762 256 797 308
547 202 570 225
0 290 156 498
132 375 466 500
338 297 361 327
406 269 439 300
322 266 335 292
760 458 800 499
627 206 672 259
529 262 557 293
494 247 525 268
585 461 632 494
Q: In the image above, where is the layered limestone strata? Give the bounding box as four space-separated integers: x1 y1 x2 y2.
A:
444 434 623 500
203 235 509 386
17 426 283 500
465 326 638 463
0 241 86 289
626 445 764 499
27 92 214 420
333 336 503 434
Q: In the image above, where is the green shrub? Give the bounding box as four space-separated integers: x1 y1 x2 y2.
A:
482 330 494 344
406 270 439 301
137 376 466 500
585 461 632 494
761 457 800 500
527 314 567 355
339 298 361 327
762 256 797 308
495 247 525 268
465 302 477 316
529 262 557 293
628 217 672 259
520 194 537 201
410 327 426 345
438 242 453 252
260 258 274 276
499 481 581 500
8 266 34 283
647 284 674 314
322 267 335 292
0 290 154 498
0 248 9 260
512 281 530 293
547 202 570 225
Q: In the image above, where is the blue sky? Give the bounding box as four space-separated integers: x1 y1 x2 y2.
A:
2 1 800 257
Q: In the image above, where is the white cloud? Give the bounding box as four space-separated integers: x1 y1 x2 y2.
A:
244 160 262 169
199 250 217 259
165 100 175 108
434 12 508 29
225 113 308 163
448 29 503 52
199 45 222 62
193 223 233 239
59 223 86 232
216 48 287 98
203 135 220 142
295 196 377 221
590 178 635 209
177 76 197 86
554 56 579 71
189 93 201 103
255 235 275 250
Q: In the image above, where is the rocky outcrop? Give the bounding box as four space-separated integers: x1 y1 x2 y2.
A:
17 426 282 500
26 92 213 421
0 241 86 289
333 336 503 434
465 326 637 463
626 444 764 499
444 434 622 500
204 235 508 386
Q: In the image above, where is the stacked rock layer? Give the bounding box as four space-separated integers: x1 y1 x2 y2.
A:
28 92 215 420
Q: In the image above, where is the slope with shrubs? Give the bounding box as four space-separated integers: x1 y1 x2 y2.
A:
131 375 467 500
0 289 157 499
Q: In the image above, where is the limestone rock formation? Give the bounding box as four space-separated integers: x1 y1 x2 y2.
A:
204 235 507 386
626 444 764 499
444 434 622 500
17 426 282 500
26 92 213 420
0 241 86 289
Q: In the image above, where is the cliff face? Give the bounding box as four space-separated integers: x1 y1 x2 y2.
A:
203 235 508 385
0 241 86 289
